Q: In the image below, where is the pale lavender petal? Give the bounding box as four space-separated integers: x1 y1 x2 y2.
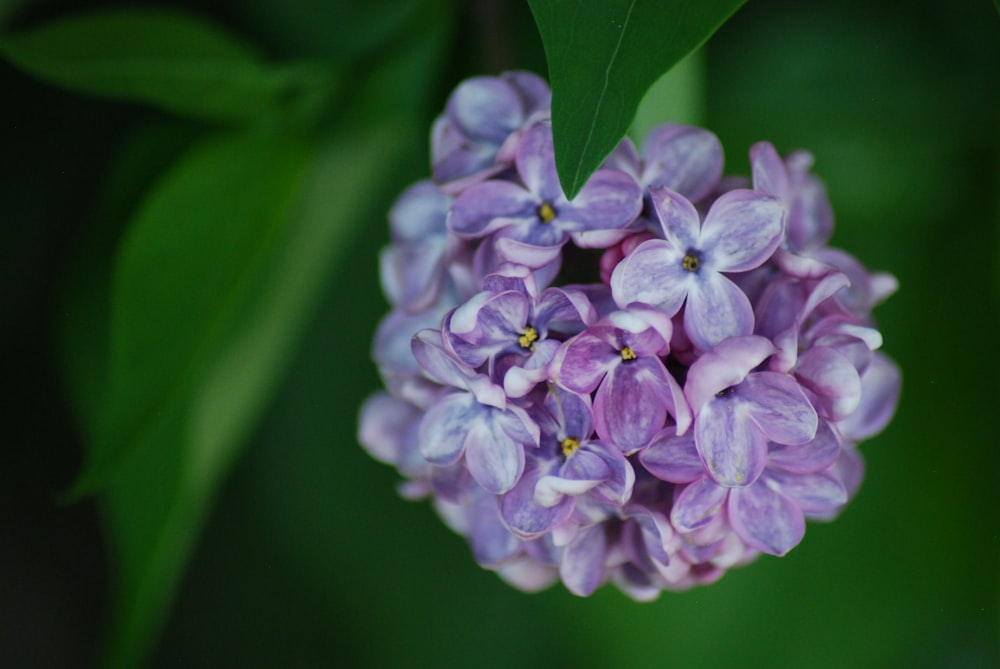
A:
587 441 635 505
558 169 642 232
494 232 566 268
786 150 834 252
388 179 450 242
503 70 551 111
684 272 755 350
411 328 474 388
767 419 841 473
749 141 790 201
684 335 774 414
699 189 784 272
594 359 669 453
468 492 521 566
498 403 541 448
609 239 690 314
535 473 603 507
728 483 805 556
795 346 862 421
417 392 478 465
641 124 723 202
696 397 767 487
357 392 422 469
447 76 523 141
556 332 619 393
465 411 527 494
648 185 701 249
560 525 607 596
837 352 901 441
452 290 530 345
603 136 640 178
766 469 847 514
501 469 573 538
535 287 598 334
503 339 559 398
548 389 593 441
741 371 818 445
569 227 632 249
671 477 728 532
639 428 703 483
378 239 448 313
516 122 563 201
448 180 537 238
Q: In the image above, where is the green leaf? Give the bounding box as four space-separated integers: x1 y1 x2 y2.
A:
68 121 407 668
528 0 746 198
0 9 336 122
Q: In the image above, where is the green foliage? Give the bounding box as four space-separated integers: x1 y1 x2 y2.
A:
528 0 746 198
0 9 337 123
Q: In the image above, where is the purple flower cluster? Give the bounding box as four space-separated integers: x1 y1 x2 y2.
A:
359 72 901 598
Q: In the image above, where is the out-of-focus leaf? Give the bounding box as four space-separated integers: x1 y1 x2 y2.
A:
0 9 337 122
68 121 406 669
527 0 746 198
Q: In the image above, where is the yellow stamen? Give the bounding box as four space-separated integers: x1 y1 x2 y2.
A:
561 437 581 458
682 253 701 272
519 326 539 349
620 346 637 361
537 201 557 224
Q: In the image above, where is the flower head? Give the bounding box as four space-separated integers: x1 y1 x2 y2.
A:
361 72 900 600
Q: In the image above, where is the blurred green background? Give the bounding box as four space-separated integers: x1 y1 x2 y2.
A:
2 0 998 667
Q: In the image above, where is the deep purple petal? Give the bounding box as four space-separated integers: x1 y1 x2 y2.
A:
464 410 527 494
417 392 478 465
684 272 756 350
741 371 818 445
695 396 767 487
641 124 723 202
448 180 537 238
609 239 690 314
699 189 784 272
640 428 703 483
671 477 728 532
728 483 805 556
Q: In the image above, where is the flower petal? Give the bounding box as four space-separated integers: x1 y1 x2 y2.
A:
418 392 478 465
684 335 775 414
556 332 618 394
767 418 842 473
464 410 527 494
671 477 728 532
558 169 642 232
448 180 537 238
699 189 784 272
837 352 901 441
641 124 723 202
794 346 862 421
728 483 805 556
648 185 701 249
501 468 573 538
609 238 690 314
695 396 767 487
560 525 607 596
684 272 756 350
594 359 668 453
766 469 847 514
640 428 703 483
741 371 818 445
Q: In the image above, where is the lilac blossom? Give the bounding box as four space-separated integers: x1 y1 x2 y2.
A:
610 185 784 350
641 420 847 556
449 122 643 269
361 72 900 600
411 329 539 494
555 304 690 453
431 71 550 189
683 335 818 487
